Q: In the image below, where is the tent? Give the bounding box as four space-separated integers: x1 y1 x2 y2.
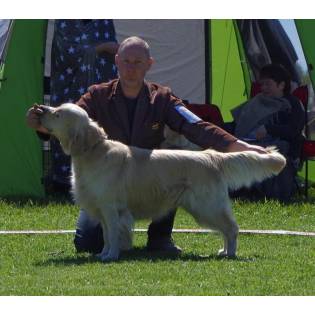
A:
0 20 47 198
0 19 314 198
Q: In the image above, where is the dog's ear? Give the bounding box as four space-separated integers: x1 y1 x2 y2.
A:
59 121 104 156
59 125 87 156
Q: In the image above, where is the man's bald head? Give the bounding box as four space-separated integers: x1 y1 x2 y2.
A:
117 36 151 59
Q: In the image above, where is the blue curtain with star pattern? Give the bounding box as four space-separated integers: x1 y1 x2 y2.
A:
49 19 118 190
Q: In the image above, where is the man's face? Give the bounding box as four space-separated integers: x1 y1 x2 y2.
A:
115 45 153 90
259 78 285 97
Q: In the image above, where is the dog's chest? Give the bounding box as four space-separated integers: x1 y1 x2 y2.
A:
72 168 104 206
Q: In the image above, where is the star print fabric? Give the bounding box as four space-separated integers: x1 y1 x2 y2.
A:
49 19 118 188
50 19 118 106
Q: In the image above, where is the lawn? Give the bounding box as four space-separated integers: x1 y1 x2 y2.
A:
0 195 314 295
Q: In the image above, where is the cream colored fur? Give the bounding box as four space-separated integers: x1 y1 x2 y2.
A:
40 103 286 262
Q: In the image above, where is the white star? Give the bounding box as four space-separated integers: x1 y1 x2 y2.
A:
104 20 109 25
68 46 75 54
64 88 69 94
60 21 67 28
80 64 87 72
59 74 65 81
66 67 73 74
75 36 80 43
61 165 69 172
78 87 85 94
81 33 88 40
52 94 58 101
100 58 106 66
112 65 117 72
60 55 64 61
104 32 109 39
95 31 99 38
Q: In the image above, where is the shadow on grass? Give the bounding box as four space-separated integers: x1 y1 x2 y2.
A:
35 247 258 267
3 184 315 208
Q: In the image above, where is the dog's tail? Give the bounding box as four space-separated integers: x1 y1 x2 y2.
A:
213 147 286 190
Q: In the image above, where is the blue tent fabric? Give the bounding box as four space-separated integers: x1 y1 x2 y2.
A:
49 19 118 188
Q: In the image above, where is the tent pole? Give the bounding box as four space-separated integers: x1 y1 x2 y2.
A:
204 19 211 104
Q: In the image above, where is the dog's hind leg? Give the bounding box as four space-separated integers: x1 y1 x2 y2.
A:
214 208 239 258
191 200 239 258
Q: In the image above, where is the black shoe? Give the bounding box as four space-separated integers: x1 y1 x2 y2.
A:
146 237 182 254
74 228 104 254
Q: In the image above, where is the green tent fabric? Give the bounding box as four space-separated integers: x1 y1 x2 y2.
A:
0 20 47 197
295 20 315 89
210 19 250 122
293 20 315 182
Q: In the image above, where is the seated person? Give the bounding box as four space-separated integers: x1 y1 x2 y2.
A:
228 63 305 201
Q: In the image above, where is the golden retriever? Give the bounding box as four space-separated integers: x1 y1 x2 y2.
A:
39 103 286 262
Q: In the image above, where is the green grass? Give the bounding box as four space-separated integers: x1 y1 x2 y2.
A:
0 196 315 295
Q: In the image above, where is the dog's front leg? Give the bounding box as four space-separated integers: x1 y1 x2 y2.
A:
96 207 120 262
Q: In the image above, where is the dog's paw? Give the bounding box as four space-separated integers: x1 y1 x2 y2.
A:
217 248 227 257
96 252 119 263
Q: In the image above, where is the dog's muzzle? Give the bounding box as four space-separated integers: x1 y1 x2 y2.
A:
37 105 52 116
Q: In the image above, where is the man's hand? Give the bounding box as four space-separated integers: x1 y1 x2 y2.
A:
228 140 267 154
26 104 50 134
95 42 119 55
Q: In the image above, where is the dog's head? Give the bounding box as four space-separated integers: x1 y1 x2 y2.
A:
39 103 104 156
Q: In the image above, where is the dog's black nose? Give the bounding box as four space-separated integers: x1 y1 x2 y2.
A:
39 105 49 112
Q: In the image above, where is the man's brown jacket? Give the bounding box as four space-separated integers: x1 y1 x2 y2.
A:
76 79 237 151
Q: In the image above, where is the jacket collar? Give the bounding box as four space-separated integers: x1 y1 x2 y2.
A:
109 79 155 102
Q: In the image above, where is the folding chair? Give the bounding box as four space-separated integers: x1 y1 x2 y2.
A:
293 85 315 198
251 82 315 198
185 103 225 128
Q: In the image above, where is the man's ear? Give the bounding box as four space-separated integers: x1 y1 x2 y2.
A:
147 57 154 71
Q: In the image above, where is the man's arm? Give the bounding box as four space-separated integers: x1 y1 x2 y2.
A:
95 42 119 55
165 100 267 154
